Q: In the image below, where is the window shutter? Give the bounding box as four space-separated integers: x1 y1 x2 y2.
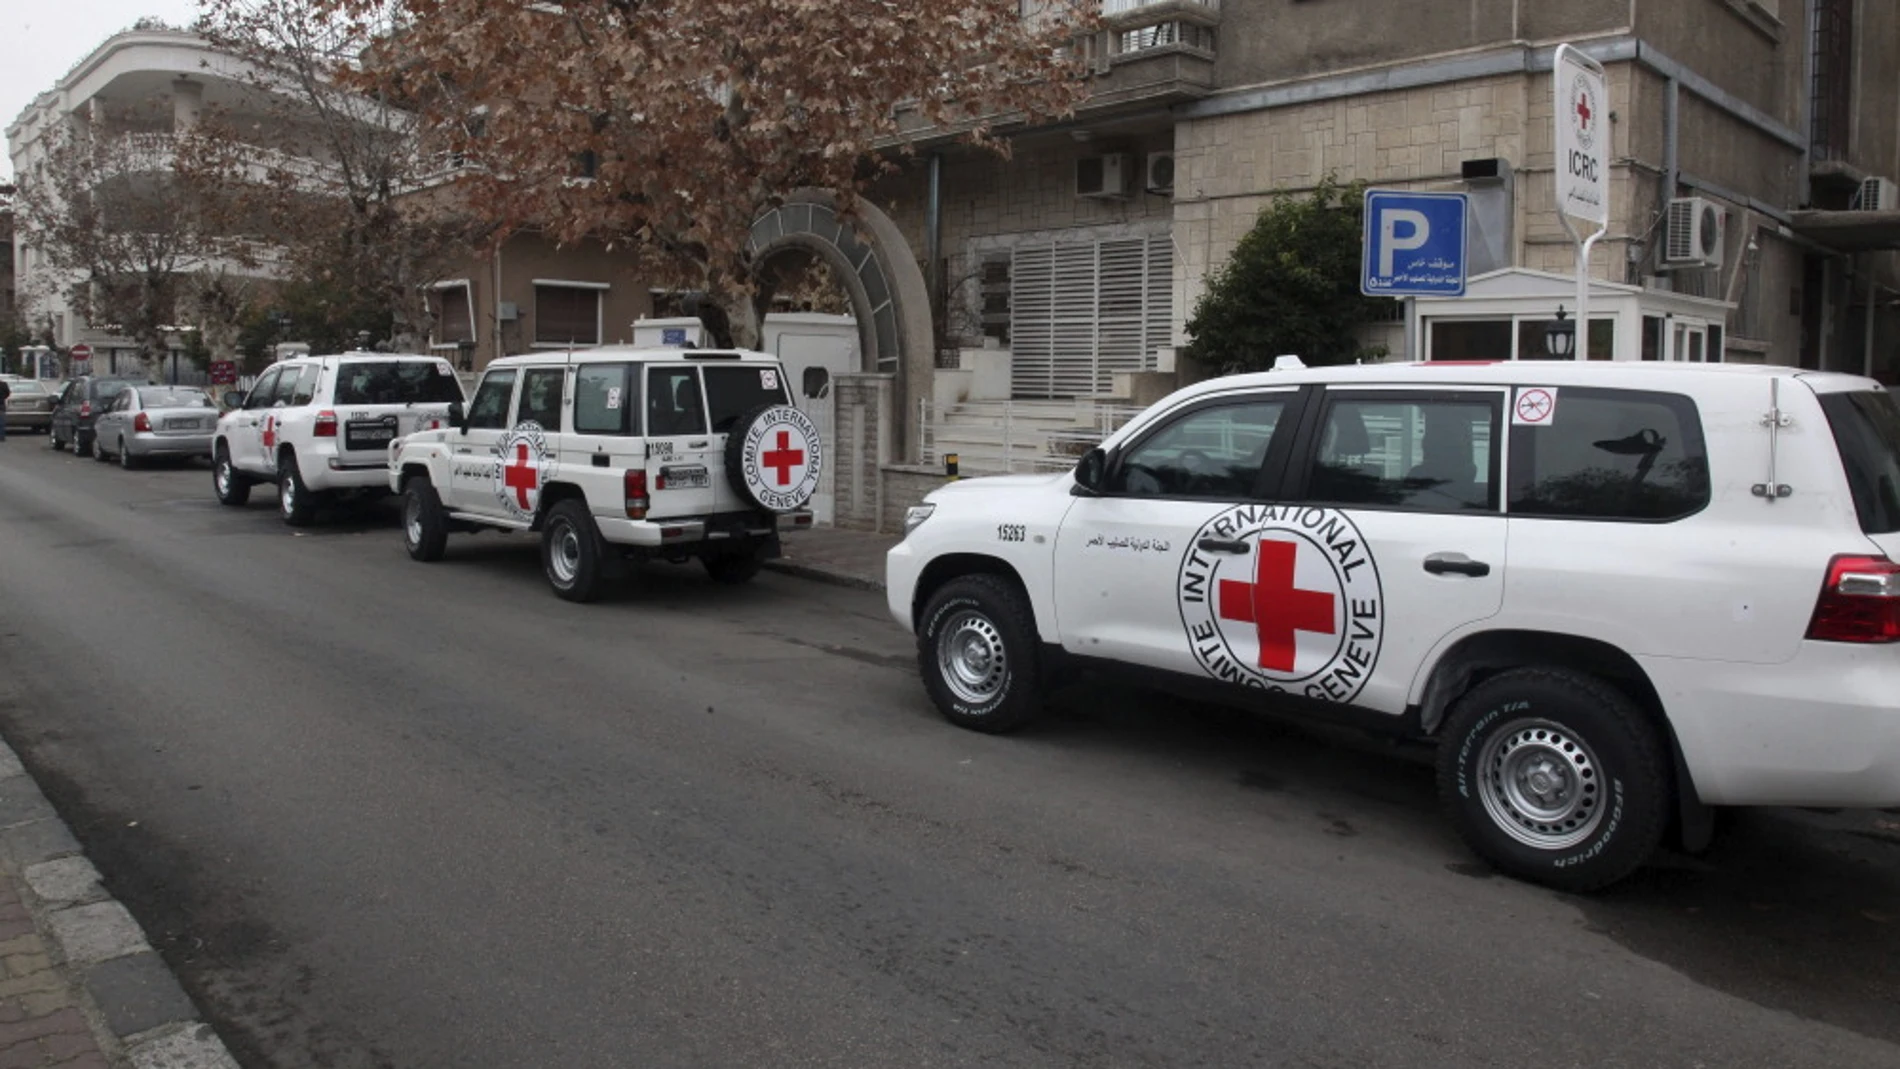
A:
1009 245 1055 398
1008 234 1174 398
534 285 600 345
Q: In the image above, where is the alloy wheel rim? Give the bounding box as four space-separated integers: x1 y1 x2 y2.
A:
1477 718 1606 851
936 609 1007 706
404 494 423 546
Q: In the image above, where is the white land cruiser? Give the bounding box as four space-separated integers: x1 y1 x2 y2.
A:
214 352 464 525
889 360 1900 890
388 347 821 602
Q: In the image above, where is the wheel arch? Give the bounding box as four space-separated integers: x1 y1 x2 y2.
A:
532 481 589 532
911 553 1038 633
1416 629 1705 818
396 461 432 493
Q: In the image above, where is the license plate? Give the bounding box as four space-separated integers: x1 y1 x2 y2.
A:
660 464 710 489
165 418 204 430
346 421 397 449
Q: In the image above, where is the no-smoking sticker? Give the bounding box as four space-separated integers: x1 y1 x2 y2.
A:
1513 387 1558 426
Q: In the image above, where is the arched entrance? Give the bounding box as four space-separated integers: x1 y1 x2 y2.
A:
747 190 932 461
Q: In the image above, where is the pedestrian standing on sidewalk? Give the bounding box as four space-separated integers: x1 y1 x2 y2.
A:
0 377 10 442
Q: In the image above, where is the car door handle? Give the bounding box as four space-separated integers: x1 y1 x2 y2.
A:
1423 553 1491 577
1197 537 1251 555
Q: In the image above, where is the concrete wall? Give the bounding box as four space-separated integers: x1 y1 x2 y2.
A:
831 372 894 531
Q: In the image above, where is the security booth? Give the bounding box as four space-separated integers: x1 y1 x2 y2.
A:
1409 268 1735 363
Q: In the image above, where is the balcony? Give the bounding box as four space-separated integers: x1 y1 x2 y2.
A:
100 132 344 192
1079 0 1221 115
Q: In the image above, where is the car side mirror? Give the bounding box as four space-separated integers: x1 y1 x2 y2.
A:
223 391 244 409
447 400 466 431
801 367 830 400
1073 447 1108 496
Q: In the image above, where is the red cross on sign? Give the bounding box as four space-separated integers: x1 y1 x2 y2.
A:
1575 94 1592 130
1216 539 1337 673
503 442 539 508
761 430 805 487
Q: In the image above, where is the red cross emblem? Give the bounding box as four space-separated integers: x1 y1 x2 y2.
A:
1575 92 1592 131
502 442 539 509
1216 539 1337 673
261 414 276 449
761 430 805 487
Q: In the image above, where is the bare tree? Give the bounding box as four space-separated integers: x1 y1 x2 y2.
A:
303 0 1098 348
194 0 485 350
14 126 246 370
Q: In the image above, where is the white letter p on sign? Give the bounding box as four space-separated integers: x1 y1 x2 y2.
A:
1378 209 1430 278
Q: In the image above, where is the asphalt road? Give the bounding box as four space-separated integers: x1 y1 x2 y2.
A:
0 436 1896 1069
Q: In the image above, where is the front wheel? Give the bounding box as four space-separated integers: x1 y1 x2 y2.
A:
541 499 606 603
916 575 1043 734
402 477 449 562
1436 667 1669 892
214 445 251 506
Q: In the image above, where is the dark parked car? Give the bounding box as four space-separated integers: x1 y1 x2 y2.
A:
50 376 146 457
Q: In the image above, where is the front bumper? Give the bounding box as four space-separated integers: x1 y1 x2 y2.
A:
885 538 922 633
1648 642 1900 807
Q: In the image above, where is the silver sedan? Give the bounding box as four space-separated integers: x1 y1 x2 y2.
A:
92 386 221 469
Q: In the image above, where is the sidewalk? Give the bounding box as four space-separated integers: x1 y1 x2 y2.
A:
766 525 902 592
0 746 236 1069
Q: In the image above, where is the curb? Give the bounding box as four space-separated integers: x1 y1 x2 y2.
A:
0 744 238 1069
762 559 886 593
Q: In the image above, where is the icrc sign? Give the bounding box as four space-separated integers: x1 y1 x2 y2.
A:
1554 45 1609 226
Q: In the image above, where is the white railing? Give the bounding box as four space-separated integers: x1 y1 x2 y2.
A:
110 133 344 190
919 397 1147 475
1103 0 1219 14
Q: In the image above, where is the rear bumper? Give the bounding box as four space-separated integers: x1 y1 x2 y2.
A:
303 456 389 492
125 433 212 457
592 510 811 549
4 412 50 430
1648 643 1900 807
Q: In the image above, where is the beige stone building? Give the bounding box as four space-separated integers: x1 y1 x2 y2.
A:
871 0 1900 400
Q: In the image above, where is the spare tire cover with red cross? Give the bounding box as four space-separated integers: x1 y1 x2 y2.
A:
725 403 823 513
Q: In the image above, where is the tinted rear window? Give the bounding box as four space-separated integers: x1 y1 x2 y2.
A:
333 361 463 405
1819 389 1900 534
139 388 213 408
702 365 791 433
1508 387 1710 521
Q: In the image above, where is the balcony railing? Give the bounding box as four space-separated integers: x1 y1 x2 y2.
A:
106 132 344 190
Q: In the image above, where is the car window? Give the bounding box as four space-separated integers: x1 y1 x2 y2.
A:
574 364 637 436
1110 398 1287 499
333 360 463 406
97 380 136 401
516 367 565 431
12 382 45 396
1818 388 1900 534
1306 394 1500 512
244 369 283 410
466 369 517 431
1508 387 1709 521
702 365 791 433
647 367 706 437
140 387 213 409
286 366 320 406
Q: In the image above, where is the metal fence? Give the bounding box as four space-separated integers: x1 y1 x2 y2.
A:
919 397 1146 475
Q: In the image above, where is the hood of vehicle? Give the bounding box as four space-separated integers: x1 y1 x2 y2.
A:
928 471 1070 500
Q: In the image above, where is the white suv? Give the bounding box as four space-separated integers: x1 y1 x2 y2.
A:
888 361 1900 890
388 347 821 602
214 352 464 525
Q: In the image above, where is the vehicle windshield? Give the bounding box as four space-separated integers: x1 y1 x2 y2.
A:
138 387 214 408
333 361 463 406
9 382 46 395
1819 388 1900 534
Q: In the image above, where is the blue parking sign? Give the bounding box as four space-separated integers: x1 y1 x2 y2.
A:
1361 191 1468 297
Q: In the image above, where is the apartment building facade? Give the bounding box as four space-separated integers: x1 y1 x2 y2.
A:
865 0 1900 399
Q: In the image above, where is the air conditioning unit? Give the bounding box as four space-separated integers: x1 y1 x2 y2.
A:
1145 152 1176 195
1076 153 1130 199
1663 197 1724 271
1858 176 1899 211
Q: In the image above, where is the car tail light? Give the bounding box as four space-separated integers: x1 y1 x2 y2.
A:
1806 554 1900 643
624 469 649 519
133 412 151 433
313 410 337 437
79 402 92 418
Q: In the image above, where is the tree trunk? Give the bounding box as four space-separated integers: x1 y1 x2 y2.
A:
698 291 763 351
